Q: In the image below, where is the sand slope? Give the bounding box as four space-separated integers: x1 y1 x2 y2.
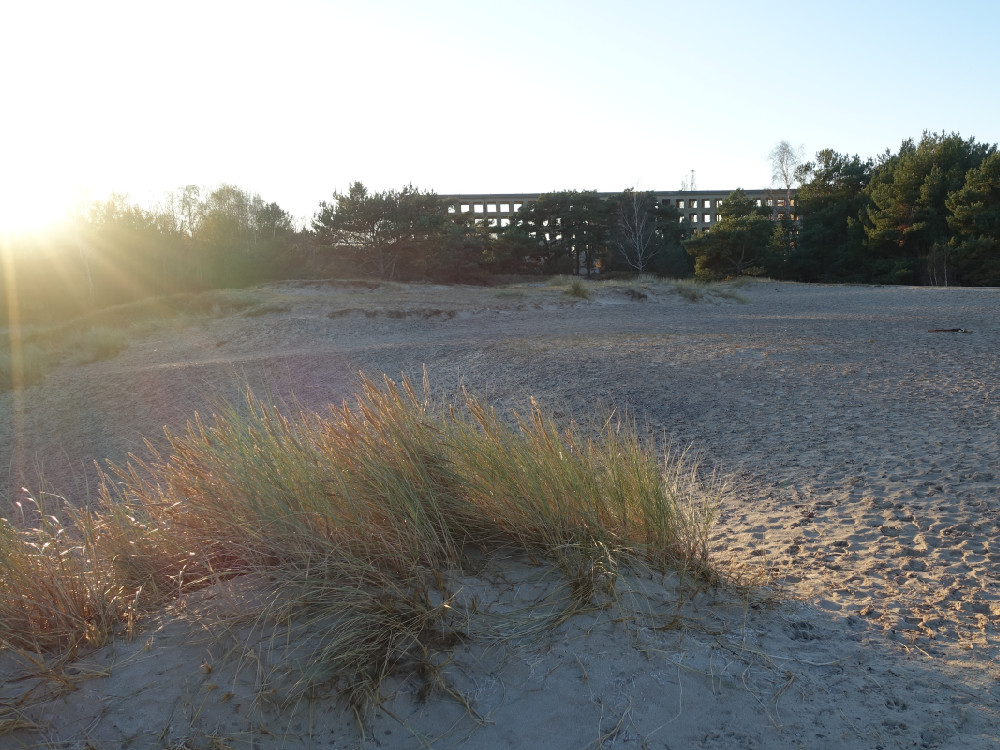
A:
2 280 1000 748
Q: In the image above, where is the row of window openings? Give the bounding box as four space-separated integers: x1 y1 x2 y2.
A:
681 212 796 224
676 200 720 209
472 226 568 242
453 199 796 214
471 214 795 229
455 203 523 214
462 214 798 226
675 198 795 209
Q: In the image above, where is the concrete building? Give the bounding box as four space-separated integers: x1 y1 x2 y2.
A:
441 189 797 232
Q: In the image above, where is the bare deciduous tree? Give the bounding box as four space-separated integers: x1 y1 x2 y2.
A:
769 140 804 207
612 189 662 273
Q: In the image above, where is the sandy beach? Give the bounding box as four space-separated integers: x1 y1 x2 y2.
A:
2 279 999 748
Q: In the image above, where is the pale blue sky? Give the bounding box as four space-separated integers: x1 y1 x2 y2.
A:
2 0 997 230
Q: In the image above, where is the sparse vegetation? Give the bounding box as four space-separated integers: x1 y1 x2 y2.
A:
673 279 707 303
0 343 47 390
0 374 724 713
0 289 286 392
242 303 292 317
80 289 260 326
493 288 526 300
671 279 747 304
69 326 129 364
565 278 590 299
0 277 750 395
626 288 648 300
545 276 592 299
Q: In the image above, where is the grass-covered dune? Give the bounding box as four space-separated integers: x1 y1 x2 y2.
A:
0 373 721 715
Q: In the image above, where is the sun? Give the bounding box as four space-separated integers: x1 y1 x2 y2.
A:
0 181 78 240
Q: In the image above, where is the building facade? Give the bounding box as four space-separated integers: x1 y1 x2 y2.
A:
441 189 797 232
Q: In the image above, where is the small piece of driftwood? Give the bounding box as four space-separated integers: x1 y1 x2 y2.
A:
927 328 973 333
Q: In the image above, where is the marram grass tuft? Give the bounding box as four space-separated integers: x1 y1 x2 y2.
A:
0 373 726 709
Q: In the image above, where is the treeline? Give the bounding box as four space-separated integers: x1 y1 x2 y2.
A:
1 185 303 325
313 182 693 280
684 131 1000 285
0 181 694 326
5 130 1000 326
782 131 1000 285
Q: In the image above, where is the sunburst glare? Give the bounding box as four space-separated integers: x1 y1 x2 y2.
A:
0 180 79 240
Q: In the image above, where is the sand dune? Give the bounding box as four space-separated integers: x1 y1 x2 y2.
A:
2 280 999 748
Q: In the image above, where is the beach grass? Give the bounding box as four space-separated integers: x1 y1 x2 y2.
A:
541 274 746 305
672 278 747 303
0 374 724 709
565 278 591 299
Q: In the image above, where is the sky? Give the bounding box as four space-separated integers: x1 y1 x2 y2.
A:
2 0 998 231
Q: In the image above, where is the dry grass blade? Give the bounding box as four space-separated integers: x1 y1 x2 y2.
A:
0 501 139 654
